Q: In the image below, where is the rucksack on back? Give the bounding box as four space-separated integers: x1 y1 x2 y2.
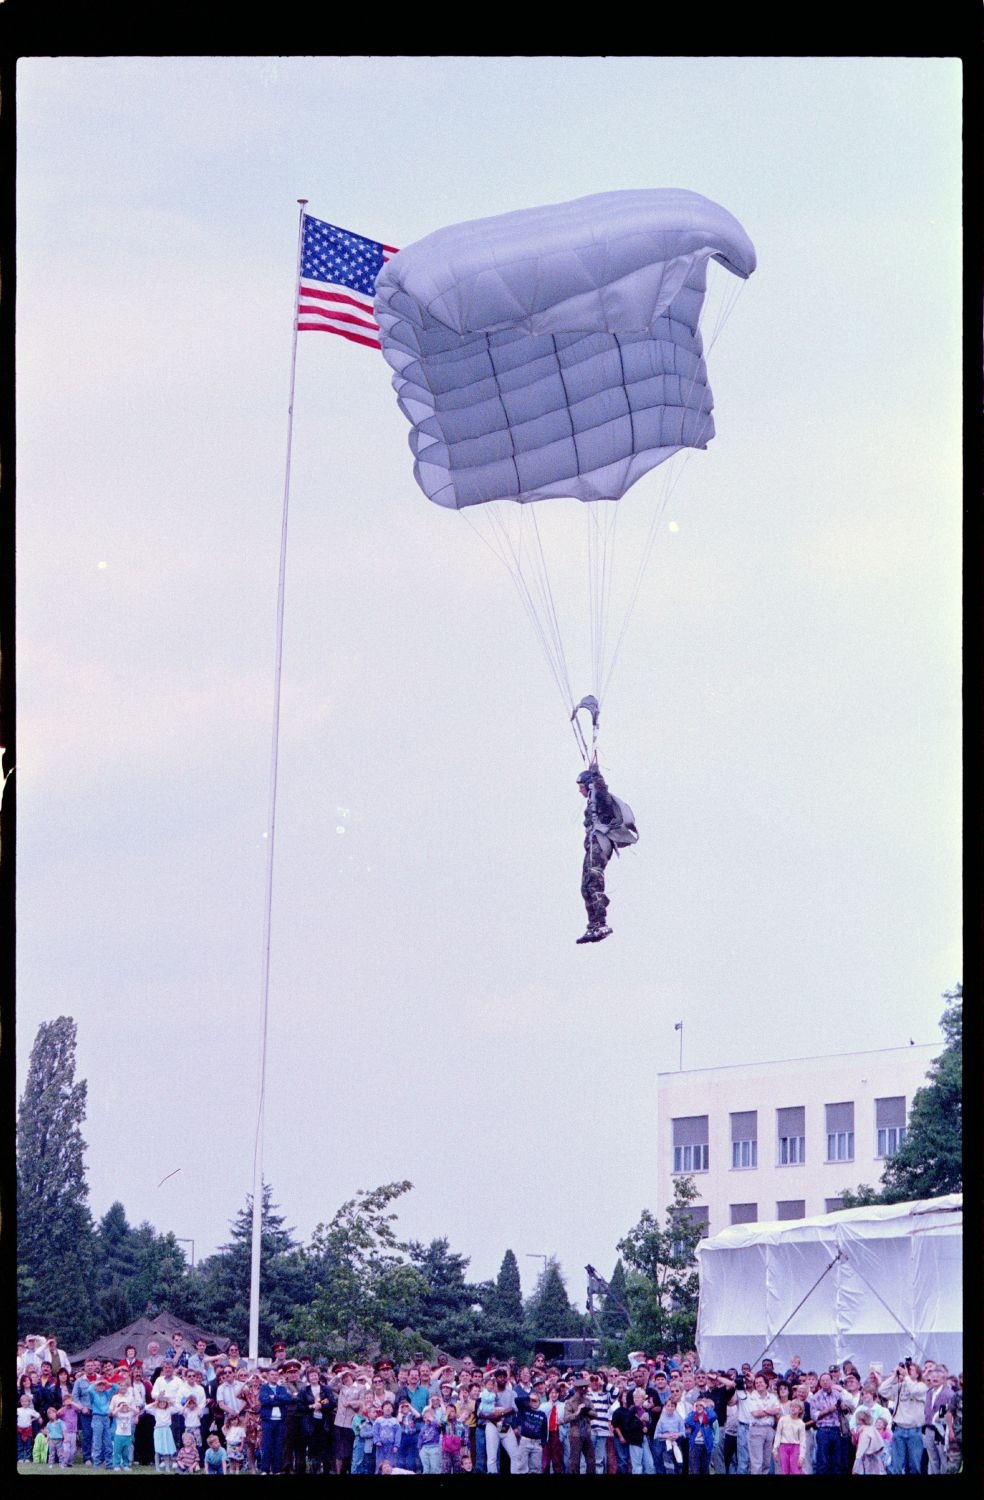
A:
607 796 639 848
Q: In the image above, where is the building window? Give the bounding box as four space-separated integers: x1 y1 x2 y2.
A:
735 1134 756 1170
777 1200 806 1220
674 1142 709 1173
777 1105 806 1165
825 1197 845 1214
730 1202 758 1225
877 1125 906 1157
825 1102 854 1163
672 1116 709 1174
730 1110 758 1169
875 1096 907 1158
827 1131 854 1161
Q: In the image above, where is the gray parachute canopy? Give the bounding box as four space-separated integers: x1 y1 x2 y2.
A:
373 189 756 510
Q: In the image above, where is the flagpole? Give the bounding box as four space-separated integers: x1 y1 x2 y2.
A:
248 197 308 1367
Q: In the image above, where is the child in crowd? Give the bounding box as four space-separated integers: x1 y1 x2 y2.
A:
774 1398 807 1474
351 1406 372 1475
440 1403 467 1474
655 1395 686 1474
44 1407 66 1466
182 1391 204 1455
151 1394 177 1472
852 1408 888 1475
875 1416 893 1468
685 1397 718 1475
397 1398 420 1471
176 1431 202 1473
418 1404 443 1476
56 1391 80 1468
17 1393 41 1462
110 1388 137 1471
203 1433 227 1475
224 1413 247 1474
32 1425 49 1466
373 1400 402 1472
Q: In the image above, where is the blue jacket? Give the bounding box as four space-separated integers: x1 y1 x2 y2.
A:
685 1409 718 1451
259 1382 292 1421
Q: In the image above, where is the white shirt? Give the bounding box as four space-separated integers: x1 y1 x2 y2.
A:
747 1391 782 1427
217 1379 246 1415
152 1374 190 1407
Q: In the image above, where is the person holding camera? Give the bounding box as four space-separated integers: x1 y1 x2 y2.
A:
563 1376 596 1473
810 1371 847 1476
877 1361 927 1475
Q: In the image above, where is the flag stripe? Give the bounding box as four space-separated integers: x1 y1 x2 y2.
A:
296 323 382 348
297 302 379 332
298 283 375 315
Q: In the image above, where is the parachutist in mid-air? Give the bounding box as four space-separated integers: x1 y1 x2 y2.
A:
576 764 638 944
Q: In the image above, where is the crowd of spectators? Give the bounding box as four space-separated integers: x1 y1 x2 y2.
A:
15 1331 962 1475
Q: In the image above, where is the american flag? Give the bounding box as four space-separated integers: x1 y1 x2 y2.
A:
296 214 397 349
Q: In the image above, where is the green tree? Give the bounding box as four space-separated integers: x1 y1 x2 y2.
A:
600 1258 632 1336
402 1237 486 1355
195 1183 311 1348
840 984 963 1206
478 1248 526 1360
141 1231 195 1317
617 1176 703 1352
17 1016 98 1348
525 1258 584 1338
495 1248 523 1321
92 1201 144 1333
287 1182 426 1360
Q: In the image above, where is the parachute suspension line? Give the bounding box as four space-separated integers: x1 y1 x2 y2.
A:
457 506 563 703
470 507 571 712
585 500 619 705
459 504 579 730
599 463 675 703
528 504 576 707
570 710 592 764
597 499 620 701
598 276 748 702
703 273 745 355
586 504 602 703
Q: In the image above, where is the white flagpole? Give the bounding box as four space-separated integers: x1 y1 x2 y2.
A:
248 197 308 1367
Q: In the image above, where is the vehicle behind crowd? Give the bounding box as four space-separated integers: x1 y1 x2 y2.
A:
15 1331 962 1475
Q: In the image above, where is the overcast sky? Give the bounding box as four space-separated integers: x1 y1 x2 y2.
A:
16 56 961 1302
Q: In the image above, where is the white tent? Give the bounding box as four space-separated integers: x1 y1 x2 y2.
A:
696 1195 962 1373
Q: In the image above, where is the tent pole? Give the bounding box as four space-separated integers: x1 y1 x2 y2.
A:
748 1250 842 1370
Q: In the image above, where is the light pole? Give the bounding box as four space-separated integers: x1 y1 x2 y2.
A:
526 1253 548 1286
675 1020 683 1071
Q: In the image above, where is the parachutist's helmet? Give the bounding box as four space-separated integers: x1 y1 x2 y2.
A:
577 769 597 786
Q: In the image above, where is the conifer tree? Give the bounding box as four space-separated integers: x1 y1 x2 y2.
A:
600 1258 632 1334
495 1248 524 1323
195 1183 310 1348
482 1247 527 1359
17 1017 97 1348
525 1257 584 1337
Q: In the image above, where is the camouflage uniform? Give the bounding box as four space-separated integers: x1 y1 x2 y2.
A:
580 774 619 928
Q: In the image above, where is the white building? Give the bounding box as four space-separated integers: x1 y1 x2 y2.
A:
655 1043 938 1240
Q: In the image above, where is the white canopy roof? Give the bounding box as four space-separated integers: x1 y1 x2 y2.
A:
696 1195 962 1374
